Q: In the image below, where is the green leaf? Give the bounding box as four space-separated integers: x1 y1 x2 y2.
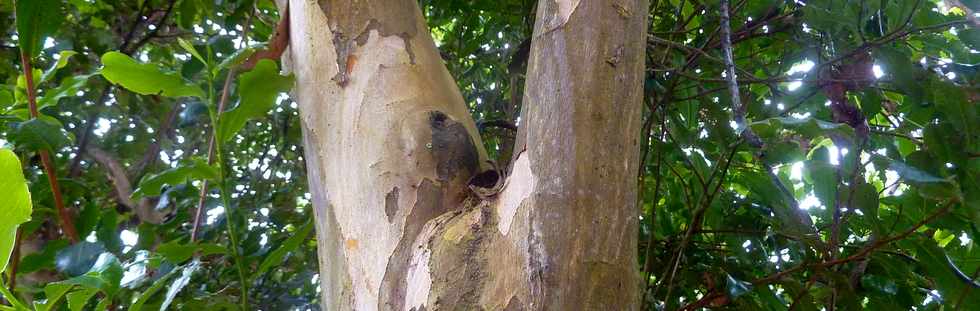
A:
82 253 123 296
0 149 33 274
131 159 219 199
161 260 201 311
10 116 71 152
932 80 976 140
876 46 924 104
805 159 837 210
958 27 980 50
18 238 69 274
67 287 99 311
156 241 196 264
851 182 881 234
130 263 183 311
40 50 79 83
15 69 42 104
178 0 197 29
217 59 293 143
43 253 123 310
740 170 820 246
876 155 944 183
36 283 72 311
751 117 855 144
100 51 204 98
55 242 106 277
253 219 313 281
860 274 898 295
726 274 753 298
156 241 225 264
216 47 256 71
38 74 94 109
873 155 961 200
177 38 207 67
911 236 980 307
0 89 13 111
15 0 63 57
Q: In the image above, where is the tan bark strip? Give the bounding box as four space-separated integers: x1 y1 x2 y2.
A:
517 0 649 309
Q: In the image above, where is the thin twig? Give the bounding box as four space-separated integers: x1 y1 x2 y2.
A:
7 229 22 293
190 68 236 242
753 201 954 286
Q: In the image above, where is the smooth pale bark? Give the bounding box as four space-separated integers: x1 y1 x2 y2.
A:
282 0 647 310
284 0 487 309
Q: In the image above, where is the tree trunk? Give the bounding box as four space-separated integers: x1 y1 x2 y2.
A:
282 0 648 309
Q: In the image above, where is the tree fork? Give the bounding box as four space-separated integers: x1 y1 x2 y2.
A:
282 0 647 309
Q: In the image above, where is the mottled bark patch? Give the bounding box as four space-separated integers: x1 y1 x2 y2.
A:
425 204 494 309
379 179 444 311
503 296 524 311
428 111 479 183
385 186 400 223
317 0 419 85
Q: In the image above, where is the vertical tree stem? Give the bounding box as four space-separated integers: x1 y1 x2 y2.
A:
19 51 80 243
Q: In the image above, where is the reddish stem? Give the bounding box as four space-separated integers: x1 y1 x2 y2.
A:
20 51 80 243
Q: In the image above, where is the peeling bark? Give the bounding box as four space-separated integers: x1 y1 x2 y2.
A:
284 0 647 309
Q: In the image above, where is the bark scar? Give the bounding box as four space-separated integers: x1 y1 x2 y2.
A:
385 186 400 223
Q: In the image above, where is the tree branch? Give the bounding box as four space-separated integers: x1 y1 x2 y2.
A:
86 147 166 224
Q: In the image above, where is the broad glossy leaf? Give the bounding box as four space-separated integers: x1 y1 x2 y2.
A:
0 89 13 110
15 0 63 57
751 117 855 144
156 240 225 264
177 38 207 67
15 69 42 103
67 287 99 311
860 274 897 295
38 74 93 109
100 51 204 98
873 155 960 200
10 116 71 152
131 158 219 199
18 238 69 274
932 80 976 138
40 50 78 83
253 219 313 281
55 242 106 277
161 260 201 311
0 149 33 274
911 236 980 307
726 274 752 298
876 46 925 104
178 0 198 29
851 182 881 234
216 47 256 71
36 283 72 311
217 59 293 143
959 27 980 50
739 170 820 246
44 253 123 310
130 263 182 311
